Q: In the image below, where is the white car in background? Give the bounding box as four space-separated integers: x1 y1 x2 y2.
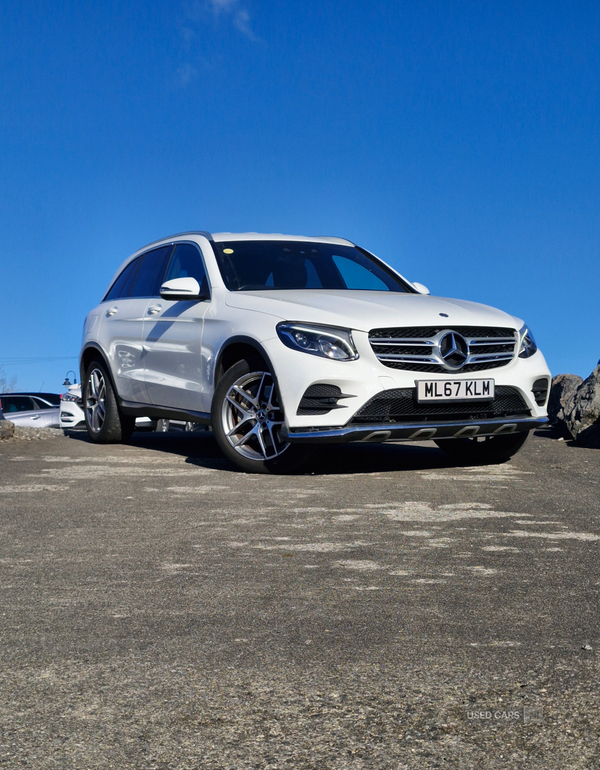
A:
60 384 86 429
79 231 551 473
0 393 61 429
60 384 161 432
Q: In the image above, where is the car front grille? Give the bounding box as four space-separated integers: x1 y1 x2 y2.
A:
349 386 530 424
369 325 517 373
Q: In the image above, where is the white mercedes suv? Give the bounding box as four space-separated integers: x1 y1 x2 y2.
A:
80 231 550 473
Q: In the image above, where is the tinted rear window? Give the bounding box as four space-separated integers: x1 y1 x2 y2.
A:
104 257 142 301
130 246 172 298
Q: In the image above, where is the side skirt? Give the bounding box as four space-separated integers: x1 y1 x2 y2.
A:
119 399 211 425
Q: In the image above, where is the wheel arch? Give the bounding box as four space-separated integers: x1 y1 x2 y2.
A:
80 344 118 395
213 337 278 387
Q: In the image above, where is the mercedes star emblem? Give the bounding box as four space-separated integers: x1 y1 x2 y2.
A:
439 331 469 368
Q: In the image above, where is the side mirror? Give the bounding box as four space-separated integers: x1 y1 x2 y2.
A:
160 277 208 301
412 281 430 295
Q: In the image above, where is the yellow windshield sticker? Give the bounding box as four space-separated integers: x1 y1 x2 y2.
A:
223 248 234 254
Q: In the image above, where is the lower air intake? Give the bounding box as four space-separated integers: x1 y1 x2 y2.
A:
350 386 530 424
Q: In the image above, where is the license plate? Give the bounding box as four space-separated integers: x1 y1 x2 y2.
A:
416 378 495 402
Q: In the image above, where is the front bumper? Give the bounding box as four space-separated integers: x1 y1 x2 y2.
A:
60 402 85 428
264 331 551 431
282 415 547 444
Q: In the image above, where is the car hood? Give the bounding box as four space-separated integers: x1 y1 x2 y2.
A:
224 290 522 332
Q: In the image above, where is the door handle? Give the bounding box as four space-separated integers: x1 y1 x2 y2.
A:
106 307 118 317
147 305 162 315
31 415 40 420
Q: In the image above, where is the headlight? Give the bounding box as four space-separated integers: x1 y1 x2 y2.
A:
518 324 537 358
61 393 81 403
276 322 359 361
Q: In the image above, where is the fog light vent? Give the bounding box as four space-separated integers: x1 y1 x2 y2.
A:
532 378 550 407
297 384 353 416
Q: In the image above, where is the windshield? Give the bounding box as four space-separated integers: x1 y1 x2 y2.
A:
211 240 412 293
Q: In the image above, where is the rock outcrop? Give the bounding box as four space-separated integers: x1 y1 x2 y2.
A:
12 426 63 441
549 366 600 447
0 420 61 441
0 419 15 440
547 373 583 431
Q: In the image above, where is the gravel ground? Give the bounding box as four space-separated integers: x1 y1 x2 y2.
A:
9 426 63 441
0 427 599 769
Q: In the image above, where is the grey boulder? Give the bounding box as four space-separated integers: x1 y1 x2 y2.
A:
565 366 600 447
549 366 600 448
0 419 15 440
548 373 583 428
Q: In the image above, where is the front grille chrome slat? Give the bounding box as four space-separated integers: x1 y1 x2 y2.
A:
369 325 517 374
377 354 439 362
469 352 514 361
370 339 435 346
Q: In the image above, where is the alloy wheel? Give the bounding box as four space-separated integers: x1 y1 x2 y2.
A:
220 371 289 461
86 368 107 433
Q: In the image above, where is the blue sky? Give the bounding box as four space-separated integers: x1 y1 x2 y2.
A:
1 0 599 391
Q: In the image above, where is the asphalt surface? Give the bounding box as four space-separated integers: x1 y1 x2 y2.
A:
0 427 599 769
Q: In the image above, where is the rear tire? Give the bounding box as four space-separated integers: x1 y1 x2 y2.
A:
211 358 310 474
434 431 530 465
83 360 135 443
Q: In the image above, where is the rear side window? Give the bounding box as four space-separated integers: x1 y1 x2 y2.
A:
164 244 209 295
104 257 142 301
31 397 54 410
129 246 172 298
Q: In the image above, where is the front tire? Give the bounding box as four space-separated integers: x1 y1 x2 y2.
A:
83 360 135 443
211 358 309 474
434 431 530 465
